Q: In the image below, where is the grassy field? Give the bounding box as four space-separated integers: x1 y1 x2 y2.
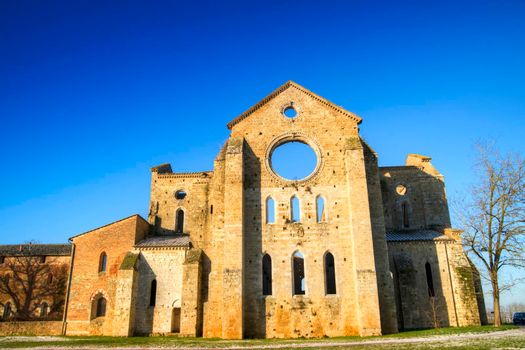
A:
0 325 521 349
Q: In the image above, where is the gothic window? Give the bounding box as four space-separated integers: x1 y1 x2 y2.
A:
96 297 107 317
0 256 5 264
425 262 435 297
150 279 157 307
262 254 272 295
402 202 410 228
175 209 184 233
40 302 48 317
266 197 275 224
99 252 107 273
316 196 325 223
3 302 11 319
291 196 300 223
292 251 305 295
324 252 336 294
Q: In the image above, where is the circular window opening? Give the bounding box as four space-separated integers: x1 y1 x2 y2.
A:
396 185 407 196
283 106 297 118
270 141 318 180
175 190 187 200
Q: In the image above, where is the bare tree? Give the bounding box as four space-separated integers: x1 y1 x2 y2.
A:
459 143 525 326
424 296 442 328
0 248 68 321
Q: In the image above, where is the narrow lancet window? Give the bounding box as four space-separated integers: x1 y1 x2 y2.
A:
402 202 410 228
292 251 305 295
150 279 157 306
40 302 48 317
96 297 107 317
291 196 300 223
266 197 275 224
425 262 435 297
175 209 184 233
316 196 325 223
262 254 272 295
99 252 107 273
3 302 11 319
324 252 336 294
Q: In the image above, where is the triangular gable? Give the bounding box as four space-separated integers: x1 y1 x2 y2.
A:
68 214 148 241
226 80 362 130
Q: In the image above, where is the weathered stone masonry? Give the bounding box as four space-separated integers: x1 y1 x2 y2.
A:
0 81 486 338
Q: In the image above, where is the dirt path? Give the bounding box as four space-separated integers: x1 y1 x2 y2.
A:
3 328 525 349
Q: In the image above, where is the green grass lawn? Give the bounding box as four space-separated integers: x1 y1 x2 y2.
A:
0 325 521 349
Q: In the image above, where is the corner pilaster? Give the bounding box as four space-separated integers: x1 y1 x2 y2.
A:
344 137 382 336
221 137 244 339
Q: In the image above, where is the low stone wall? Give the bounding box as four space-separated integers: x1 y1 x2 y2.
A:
0 321 63 336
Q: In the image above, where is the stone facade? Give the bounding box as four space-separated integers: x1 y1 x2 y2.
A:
1 81 486 338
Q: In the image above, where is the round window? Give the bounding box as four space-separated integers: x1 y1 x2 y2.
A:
270 141 318 180
396 185 407 196
283 106 297 118
175 190 187 200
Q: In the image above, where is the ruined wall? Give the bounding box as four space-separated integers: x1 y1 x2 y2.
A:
380 155 451 232
133 248 186 335
149 170 211 245
65 215 149 336
388 240 481 330
220 83 389 338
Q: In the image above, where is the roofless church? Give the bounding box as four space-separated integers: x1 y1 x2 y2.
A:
0 81 486 338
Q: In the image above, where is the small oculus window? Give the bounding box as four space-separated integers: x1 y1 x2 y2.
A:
396 184 407 196
175 190 187 200
283 106 297 118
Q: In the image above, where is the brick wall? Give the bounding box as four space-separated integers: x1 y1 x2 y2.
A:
65 215 149 336
0 321 63 336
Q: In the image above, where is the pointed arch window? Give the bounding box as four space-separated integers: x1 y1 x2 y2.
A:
175 209 185 233
96 297 107 317
425 262 435 297
292 251 305 295
150 279 157 306
324 252 336 294
40 302 49 317
291 196 300 223
266 197 276 224
3 302 11 319
262 254 272 295
402 202 410 228
316 196 325 223
99 252 107 273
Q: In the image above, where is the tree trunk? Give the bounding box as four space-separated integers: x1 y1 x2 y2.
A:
492 275 502 327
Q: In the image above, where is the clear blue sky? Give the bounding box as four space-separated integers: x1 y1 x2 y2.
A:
1 1 524 307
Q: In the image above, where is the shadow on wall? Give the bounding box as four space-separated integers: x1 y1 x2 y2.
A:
243 141 267 338
380 167 451 232
134 258 156 335
391 248 450 330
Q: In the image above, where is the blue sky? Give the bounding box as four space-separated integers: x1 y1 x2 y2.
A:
1 1 524 307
